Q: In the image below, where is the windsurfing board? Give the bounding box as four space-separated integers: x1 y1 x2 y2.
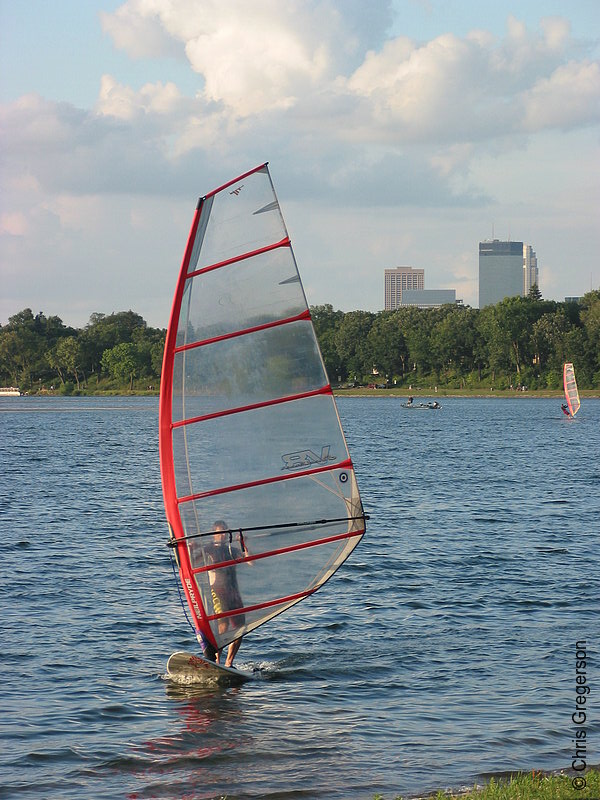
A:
166 651 251 686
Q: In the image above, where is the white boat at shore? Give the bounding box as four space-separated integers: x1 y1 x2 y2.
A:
0 387 21 396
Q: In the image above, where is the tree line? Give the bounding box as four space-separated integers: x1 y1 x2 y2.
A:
1 289 599 393
0 309 165 393
312 288 600 390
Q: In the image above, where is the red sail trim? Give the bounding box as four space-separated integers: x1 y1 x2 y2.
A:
186 236 290 280
206 588 316 621
191 528 364 576
158 197 217 645
159 200 202 539
177 458 355 504
174 308 311 354
203 162 268 201
173 385 333 428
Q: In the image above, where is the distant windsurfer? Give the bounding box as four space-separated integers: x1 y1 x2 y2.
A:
205 520 251 668
561 403 570 417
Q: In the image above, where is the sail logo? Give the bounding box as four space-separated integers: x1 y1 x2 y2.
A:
184 577 203 619
230 184 244 196
281 445 335 470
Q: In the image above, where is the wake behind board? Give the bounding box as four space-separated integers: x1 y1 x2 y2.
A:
166 651 250 686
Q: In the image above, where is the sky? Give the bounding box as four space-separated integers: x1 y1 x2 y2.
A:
1 0 599 330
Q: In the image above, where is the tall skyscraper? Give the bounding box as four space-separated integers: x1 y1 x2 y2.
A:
478 240 524 308
523 244 539 295
384 266 424 311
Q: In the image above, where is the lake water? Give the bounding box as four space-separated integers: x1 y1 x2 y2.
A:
1 395 598 800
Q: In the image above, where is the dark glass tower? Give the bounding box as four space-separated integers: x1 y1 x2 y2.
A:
479 240 523 307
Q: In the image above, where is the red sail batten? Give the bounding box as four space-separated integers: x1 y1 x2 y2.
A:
203 162 268 200
173 385 332 428
174 309 311 354
176 458 355 505
206 588 316 621
186 236 290 280
191 527 364 576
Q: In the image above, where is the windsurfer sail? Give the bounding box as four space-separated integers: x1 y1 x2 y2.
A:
562 362 580 417
159 163 366 663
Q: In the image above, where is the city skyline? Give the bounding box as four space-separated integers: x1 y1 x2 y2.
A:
385 237 540 311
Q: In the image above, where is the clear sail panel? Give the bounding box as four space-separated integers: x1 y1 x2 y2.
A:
178 468 361 542
176 245 306 349
190 530 362 650
172 395 349 501
189 166 285 274
172 320 328 424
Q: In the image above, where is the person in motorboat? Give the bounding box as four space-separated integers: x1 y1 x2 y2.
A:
407 396 413 405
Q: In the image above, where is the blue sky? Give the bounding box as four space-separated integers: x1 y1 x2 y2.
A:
1 1 599 328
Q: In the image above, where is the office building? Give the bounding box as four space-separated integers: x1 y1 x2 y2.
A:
401 289 458 308
523 245 539 295
384 267 424 311
479 240 524 307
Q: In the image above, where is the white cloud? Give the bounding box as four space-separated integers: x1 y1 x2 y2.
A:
96 75 183 119
522 60 600 130
0 212 28 236
101 0 391 115
99 0 184 59
344 18 600 144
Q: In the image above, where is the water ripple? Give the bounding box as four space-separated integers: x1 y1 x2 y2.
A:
0 396 599 798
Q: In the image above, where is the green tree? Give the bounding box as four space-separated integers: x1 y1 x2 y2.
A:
494 297 552 378
311 304 345 382
429 306 475 384
579 290 600 382
476 305 511 383
0 311 43 387
334 311 375 381
531 311 570 373
400 307 433 377
83 311 147 377
55 336 84 389
101 342 139 390
366 311 408 380
150 338 166 382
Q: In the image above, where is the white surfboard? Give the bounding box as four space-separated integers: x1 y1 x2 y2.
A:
166 651 251 686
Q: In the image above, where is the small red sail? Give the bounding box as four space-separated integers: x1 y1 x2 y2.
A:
159 164 366 654
563 362 580 417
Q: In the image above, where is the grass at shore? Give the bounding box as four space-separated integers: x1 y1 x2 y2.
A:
380 767 600 799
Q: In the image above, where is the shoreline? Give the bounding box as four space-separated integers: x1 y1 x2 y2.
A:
5 388 600 400
334 388 600 399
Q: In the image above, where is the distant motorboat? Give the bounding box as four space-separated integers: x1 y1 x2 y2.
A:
0 387 21 396
401 399 442 410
